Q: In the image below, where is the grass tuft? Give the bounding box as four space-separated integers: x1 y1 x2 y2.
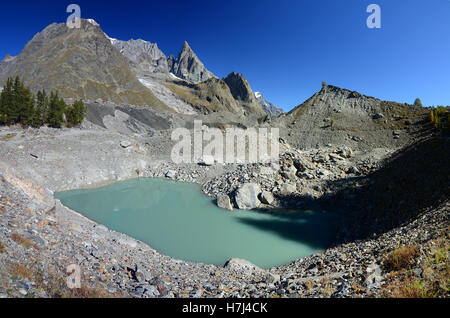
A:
383 245 419 272
11 233 34 249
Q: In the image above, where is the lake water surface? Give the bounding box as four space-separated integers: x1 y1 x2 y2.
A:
55 178 337 269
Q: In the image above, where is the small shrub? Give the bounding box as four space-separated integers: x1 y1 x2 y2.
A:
393 277 436 298
8 263 33 280
383 245 419 272
11 233 34 249
0 239 5 253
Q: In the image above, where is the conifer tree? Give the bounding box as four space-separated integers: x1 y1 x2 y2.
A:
32 90 49 128
0 77 14 124
14 77 34 126
47 91 66 128
0 76 34 126
66 100 87 126
413 98 423 107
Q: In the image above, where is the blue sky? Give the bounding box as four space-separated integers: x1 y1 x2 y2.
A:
0 0 449 111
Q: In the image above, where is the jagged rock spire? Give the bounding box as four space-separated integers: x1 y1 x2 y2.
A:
169 41 215 83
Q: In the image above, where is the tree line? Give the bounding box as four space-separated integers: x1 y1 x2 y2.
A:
429 106 450 130
0 76 86 128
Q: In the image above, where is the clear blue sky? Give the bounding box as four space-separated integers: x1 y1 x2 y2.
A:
0 0 449 111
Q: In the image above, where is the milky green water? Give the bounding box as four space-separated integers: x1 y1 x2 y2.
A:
55 178 337 269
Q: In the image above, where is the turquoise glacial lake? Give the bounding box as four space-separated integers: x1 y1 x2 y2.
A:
55 178 337 269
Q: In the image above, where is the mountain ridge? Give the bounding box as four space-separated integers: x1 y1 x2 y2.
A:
0 19 170 110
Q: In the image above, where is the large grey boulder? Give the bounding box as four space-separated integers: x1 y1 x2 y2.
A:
235 183 261 210
224 258 263 274
217 194 233 211
259 191 275 205
281 166 297 181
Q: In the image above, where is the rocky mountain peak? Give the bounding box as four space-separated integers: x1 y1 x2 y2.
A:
0 19 169 110
182 41 192 51
169 41 215 83
220 72 266 116
223 72 257 104
254 91 283 115
1 54 15 63
110 37 169 77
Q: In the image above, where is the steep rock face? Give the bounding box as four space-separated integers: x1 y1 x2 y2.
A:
170 41 215 83
0 19 169 110
223 72 266 116
167 55 175 71
110 38 170 78
164 74 266 117
164 78 243 114
255 92 283 115
223 72 257 103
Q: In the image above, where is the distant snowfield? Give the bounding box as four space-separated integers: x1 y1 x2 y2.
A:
86 19 100 27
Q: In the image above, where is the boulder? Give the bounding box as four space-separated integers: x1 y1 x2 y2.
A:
217 194 233 211
265 272 281 284
373 113 384 119
120 141 132 148
224 258 263 274
281 167 297 181
317 168 332 176
293 158 315 172
235 183 261 210
259 191 275 205
347 166 360 174
312 154 328 163
337 146 353 158
329 153 345 161
278 183 296 196
198 155 215 166
165 170 176 179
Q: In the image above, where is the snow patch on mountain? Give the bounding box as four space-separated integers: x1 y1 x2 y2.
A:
86 19 99 26
254 92 283 115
